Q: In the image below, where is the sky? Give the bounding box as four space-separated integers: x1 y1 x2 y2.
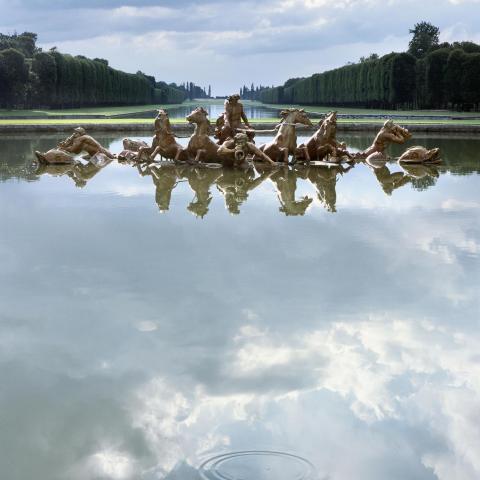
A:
1 0 480 95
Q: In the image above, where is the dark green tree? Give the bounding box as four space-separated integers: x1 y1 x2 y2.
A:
408 22 440 58
425 48 450 107
0 48 29 107
31 51 57 106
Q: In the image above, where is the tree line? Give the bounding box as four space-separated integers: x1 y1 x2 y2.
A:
239 83 271 101
0 32 209 109
258 23 480 111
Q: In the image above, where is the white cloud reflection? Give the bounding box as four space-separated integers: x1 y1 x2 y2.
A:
123 315 480 480
0 134 479 480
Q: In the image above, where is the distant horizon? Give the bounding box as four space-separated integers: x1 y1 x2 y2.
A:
2 0 480 95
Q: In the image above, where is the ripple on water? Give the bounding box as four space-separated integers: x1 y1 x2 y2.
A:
199 451 317 480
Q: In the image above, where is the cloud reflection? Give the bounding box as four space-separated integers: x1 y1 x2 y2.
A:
0 133 478 479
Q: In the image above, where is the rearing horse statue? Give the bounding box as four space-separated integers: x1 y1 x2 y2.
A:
186 107 223 163
139 109 186 162
295 111 354 163
257 109 312 163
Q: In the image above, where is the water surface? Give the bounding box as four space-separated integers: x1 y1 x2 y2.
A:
0 132 479 480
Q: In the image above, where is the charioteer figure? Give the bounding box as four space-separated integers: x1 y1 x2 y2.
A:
215 94 253 145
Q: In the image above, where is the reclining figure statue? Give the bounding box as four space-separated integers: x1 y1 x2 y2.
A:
35 127 114 164
356 119 412 161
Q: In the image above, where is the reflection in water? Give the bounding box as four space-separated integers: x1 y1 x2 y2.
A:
367 160 413 196
300 163 353 213
265 166 313 216
164 103 284 121
27 157 443 215
36 159 113 188
0 132 479 480
1 132 478 217
182 165 223 218
216 168 273 215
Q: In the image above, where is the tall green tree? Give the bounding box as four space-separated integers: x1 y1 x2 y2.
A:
31 52 57 106
0 49 29 107
425 48 450 107
408 21 440 58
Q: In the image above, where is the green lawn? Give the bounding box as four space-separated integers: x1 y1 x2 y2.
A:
1 117 479 126
252 101 480 118
1 98 479 124
0 100 228 118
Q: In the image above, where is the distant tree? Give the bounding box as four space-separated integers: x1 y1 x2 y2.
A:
453 41 480 54
408 22 440 58
93 58 108 66
16 32 38 57
425 48 450 107
0 32 38 57
360 53 379 63
445 49 466 109
31 51 57 106
461 53 480 109
284 77 303 88
136 71 156 87
0 48 29 107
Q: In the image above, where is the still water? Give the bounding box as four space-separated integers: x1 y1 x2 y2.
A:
165 103 284 120
117 103 296 120
0 132 479 480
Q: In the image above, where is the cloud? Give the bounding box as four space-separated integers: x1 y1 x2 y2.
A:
1 0 479 92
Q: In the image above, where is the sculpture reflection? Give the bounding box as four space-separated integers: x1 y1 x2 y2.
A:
33 154 112 188
256 165 313 216
366 158 412 195
216 167 273 215
122 159 440 216
300 164 354 213
138 162 180 212
367 158 439 195
180 165 223 218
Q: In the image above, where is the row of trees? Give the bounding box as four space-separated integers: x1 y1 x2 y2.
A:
258 23 480 111
239 84 271 101
0 32 209 109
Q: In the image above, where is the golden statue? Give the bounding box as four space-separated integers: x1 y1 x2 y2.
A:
356 120 412 161
255 109 312 164
398 146 441 164
295 111 354 163
215 94 252 145
35 127 114 164
186 107 224 164
218 132 276 167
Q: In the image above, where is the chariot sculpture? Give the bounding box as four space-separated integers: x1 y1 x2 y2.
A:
35 94 440 175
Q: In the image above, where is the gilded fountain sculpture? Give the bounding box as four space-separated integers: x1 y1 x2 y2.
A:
33 94 442 183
